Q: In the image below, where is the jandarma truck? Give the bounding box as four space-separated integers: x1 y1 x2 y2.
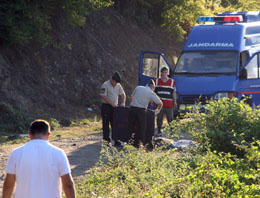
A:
139 11 260 112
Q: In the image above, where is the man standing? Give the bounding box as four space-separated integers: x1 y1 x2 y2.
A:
128 80 162 148
154 67 177 136
100 71 126 146
2 119 75 198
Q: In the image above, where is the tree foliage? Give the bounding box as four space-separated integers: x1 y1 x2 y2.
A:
114 0 260 41
0 0 113 45
1 0 260 45
161 0 225 40
161 0 260 41
113 0 164 24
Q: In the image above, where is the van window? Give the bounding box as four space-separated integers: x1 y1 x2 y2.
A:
175 51 237 74
142 53 169 78
245 55 259 79
246 26 260 34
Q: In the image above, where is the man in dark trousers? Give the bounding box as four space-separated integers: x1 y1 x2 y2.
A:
154 67 177 136
100 71 126 146
128 80 162 148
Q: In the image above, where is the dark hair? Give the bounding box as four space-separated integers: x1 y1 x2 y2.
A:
112 71 122 83
160 67 169 72
30 119 50 135
147 79 155 87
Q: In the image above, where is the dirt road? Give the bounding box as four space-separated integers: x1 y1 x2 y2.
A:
0 132 103 194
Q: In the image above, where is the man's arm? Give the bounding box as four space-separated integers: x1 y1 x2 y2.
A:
155 103 163 114
173 90 177 108
2 173 16 198
119 93 126 106
61 173 75 198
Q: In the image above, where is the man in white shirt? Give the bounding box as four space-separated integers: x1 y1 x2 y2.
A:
129 80 162 148
100 71 126 146
2 119 75 198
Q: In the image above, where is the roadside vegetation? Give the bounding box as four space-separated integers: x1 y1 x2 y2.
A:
1 0 260 46
77 98 260 197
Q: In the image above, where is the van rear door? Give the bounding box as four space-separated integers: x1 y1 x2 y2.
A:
138 50 173 85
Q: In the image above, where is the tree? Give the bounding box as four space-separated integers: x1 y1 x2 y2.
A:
161 0 260 41
0 0 113 45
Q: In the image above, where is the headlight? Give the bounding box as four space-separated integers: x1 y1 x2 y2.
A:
214 92 229 100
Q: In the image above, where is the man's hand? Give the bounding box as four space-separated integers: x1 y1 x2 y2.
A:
101 95 117 107
154 109 161 116
111 103 117 108
174 102 178 109
119 103 125 107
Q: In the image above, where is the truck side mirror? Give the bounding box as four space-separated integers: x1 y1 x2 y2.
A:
239 68 247 79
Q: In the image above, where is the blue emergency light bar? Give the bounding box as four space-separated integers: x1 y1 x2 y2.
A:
198 15 243 23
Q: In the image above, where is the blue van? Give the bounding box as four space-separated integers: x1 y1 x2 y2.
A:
139 11 260 113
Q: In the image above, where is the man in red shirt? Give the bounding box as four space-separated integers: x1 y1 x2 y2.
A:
154 67 177 136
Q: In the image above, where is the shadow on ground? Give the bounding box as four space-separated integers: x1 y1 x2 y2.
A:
66 132 103 178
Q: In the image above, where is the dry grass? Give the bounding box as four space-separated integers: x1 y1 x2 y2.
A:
50 122 102 141
0 119 102 146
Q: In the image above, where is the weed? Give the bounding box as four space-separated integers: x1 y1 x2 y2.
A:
49 118 61 131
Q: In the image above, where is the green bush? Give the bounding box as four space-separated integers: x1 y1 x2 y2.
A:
170 98 260 156
77 98 260 197
184 146 260 197
78 143 260 197
49 118 61 131
0 103 32 134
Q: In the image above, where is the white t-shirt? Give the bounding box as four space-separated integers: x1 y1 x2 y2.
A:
100 80 125 105
130 86 162 109
5 139 71 198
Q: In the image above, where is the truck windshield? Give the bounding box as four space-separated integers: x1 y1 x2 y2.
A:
175 51 238 74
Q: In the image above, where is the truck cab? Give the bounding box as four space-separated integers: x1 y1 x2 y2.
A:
139 11 260 113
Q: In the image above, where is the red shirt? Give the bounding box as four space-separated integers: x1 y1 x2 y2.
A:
154 78 175 108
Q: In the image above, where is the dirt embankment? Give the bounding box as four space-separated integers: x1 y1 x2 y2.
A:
0 8 182 123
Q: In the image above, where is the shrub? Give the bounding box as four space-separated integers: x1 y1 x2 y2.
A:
77 98 260 197
0 102 32 134
78 143 260 197
169 98 260 156
49 118 61 131
78 145 193 197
